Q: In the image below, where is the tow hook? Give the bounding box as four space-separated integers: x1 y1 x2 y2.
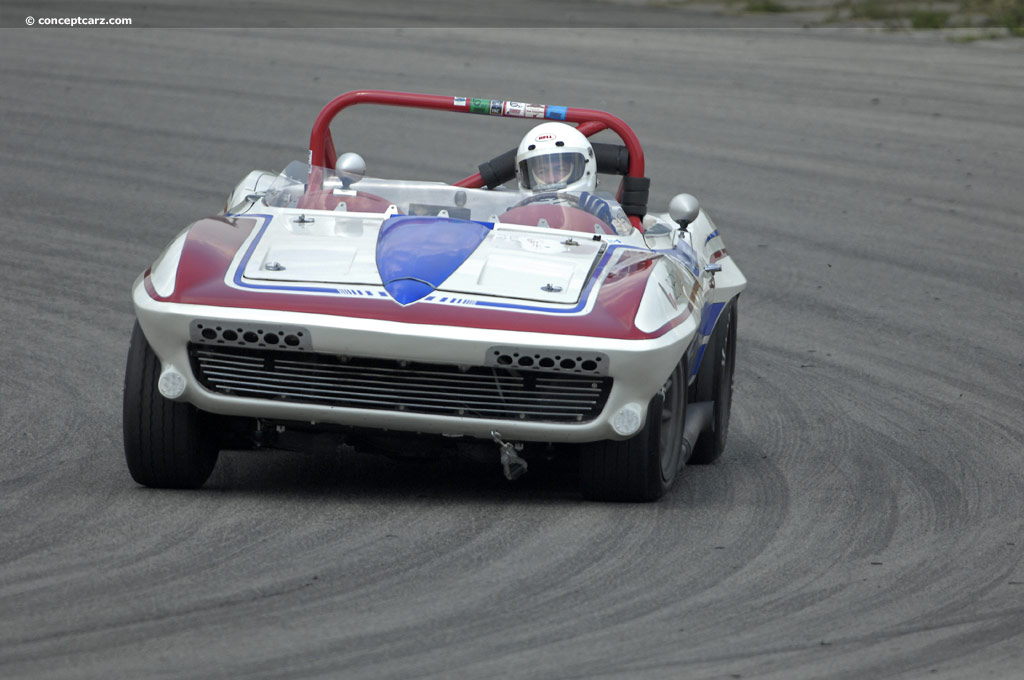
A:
491 431 528 481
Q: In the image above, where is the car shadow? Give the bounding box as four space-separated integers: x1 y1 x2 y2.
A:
203 445 586 506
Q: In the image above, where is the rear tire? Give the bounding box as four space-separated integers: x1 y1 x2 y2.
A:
579 356 687 502
122 321 219 488
689 300 738 465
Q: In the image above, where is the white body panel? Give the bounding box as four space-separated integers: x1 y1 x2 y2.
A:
135 167 746 445
134 276 697 442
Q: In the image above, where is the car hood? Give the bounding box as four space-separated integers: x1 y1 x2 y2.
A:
241 213 605 306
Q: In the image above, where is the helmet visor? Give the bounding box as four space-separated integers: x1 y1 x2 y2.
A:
519 152 586 191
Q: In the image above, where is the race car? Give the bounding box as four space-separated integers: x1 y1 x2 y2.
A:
123 89 746 502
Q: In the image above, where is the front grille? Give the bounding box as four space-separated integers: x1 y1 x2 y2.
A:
189 345 612 423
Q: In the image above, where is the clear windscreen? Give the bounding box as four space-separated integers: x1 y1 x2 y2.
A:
262 161 634 236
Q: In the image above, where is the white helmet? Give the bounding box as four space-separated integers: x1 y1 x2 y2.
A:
515 122 596 193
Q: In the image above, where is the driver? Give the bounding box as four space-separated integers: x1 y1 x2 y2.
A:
516 122 596 193
514 122 629 233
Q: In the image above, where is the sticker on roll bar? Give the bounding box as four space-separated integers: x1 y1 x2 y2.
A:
458 97 568 121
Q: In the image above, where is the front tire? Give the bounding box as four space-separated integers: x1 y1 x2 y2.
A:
579 356 687 502
689 300 738 465
122 321 219 488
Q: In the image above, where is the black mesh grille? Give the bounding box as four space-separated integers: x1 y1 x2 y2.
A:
189 345 612 423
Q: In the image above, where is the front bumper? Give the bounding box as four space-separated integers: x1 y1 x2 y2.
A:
133 275 696 443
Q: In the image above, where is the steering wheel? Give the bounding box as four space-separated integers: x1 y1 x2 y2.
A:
502 202 616 235
503 191 616 235
509 191 581 209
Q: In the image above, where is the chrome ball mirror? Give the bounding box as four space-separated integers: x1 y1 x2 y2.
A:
668 193 700 229
336 152 367 187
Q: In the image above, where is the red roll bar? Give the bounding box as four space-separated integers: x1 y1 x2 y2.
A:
308 90 647 229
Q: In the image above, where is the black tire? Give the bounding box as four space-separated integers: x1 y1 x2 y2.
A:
122 321 219 488
689 300 738 465
579 356 687 502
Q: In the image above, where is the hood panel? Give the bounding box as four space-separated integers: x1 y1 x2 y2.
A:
242 212 605 305
243 216 383 285
438 230 603 305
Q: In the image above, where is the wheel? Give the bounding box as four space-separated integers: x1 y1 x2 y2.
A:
579 356 687 502
122 321 219 488
689 300 738 465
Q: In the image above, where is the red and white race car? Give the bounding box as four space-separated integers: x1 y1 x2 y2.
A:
123 90 746 501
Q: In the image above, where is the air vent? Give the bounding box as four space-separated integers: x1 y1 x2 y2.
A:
485 346 608 376
189 320 311 352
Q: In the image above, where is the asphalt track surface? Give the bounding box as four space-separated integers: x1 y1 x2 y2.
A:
2 26 1023 680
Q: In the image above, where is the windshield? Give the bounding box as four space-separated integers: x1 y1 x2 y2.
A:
261 161 634 236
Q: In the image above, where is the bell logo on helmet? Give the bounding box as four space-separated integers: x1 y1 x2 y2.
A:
536 133 556 142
